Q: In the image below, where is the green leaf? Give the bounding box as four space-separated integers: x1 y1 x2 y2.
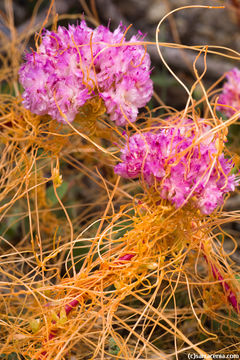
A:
109 337 120 355
231 166 239 175
151 74 178 87
46 181 68 206
0 353 20 360
216 110 228 120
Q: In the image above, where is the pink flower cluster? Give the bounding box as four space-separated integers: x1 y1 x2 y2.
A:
217 68 240 119
115 121 237 214
19 21 153 126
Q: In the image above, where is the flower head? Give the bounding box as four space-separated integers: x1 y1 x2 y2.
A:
19 21 153 125
217 68 240 119
115 120 237 214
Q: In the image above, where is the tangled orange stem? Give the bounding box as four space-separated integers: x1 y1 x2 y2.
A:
39 252 136 359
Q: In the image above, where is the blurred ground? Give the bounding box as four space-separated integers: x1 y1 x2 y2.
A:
1 0 240 108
